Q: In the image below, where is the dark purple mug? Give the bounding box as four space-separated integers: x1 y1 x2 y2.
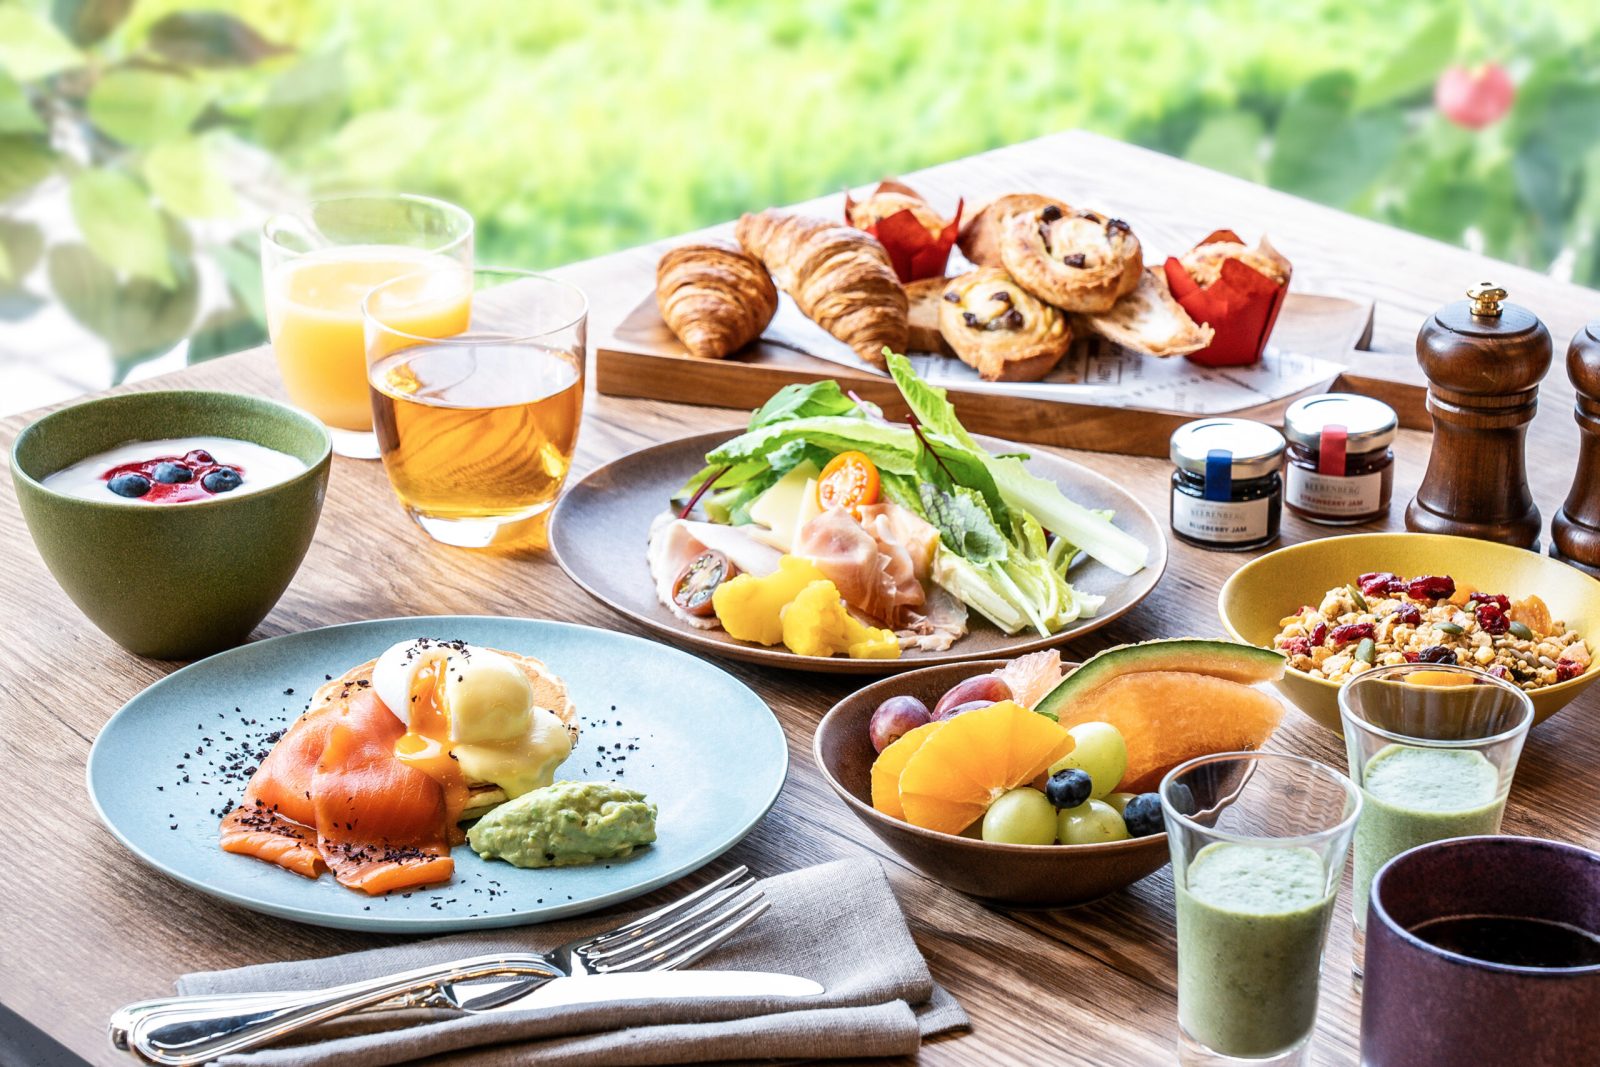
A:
1362 836 1600 1067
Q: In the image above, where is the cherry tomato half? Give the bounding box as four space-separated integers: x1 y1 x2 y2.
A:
672 550 735 617
816 451 880 511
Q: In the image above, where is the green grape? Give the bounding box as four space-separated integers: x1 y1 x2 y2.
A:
1056 799 1131 845
981 787 1057 845
1104 791 1139 816
1048 722 1129 799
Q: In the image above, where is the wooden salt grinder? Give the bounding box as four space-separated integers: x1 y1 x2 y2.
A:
1406 283 1552 548
1552 321 1600 576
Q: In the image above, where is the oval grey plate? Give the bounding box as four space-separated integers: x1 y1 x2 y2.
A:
550 430 1167 674
87 616 786 932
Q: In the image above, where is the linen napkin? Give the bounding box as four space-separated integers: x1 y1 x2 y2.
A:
176 858 968 1066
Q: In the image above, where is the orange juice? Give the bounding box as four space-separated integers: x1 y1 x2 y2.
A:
369 343 583 520
265 247 471 432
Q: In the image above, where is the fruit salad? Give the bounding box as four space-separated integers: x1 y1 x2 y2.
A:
866 640 1288 846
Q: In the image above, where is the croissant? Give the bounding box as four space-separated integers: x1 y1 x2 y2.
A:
655 241 778 360
735 210 908 368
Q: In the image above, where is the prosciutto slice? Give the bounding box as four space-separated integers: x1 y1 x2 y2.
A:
647 512 782 628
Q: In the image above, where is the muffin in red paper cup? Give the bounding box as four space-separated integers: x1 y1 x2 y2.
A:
845 179 962 283
1162 230 1292 367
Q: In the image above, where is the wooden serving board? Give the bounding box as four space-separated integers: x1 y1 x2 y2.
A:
596 290 1430 457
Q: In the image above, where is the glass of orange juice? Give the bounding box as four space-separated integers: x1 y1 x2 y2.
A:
261 194 474 458
363 268 587 548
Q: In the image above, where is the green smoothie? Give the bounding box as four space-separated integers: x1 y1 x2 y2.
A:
1352 744 1503 928
1176 843 1336 1058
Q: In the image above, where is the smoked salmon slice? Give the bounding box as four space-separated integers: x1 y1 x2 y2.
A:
220 681 455 895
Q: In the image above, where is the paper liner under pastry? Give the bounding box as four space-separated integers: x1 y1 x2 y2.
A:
1163 229 1291 368
845 180 962 283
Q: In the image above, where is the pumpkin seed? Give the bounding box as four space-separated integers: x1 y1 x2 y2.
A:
1509 620 1533 640
1347 584 1369 612
1436 621 1465 635
1355 638 1375 664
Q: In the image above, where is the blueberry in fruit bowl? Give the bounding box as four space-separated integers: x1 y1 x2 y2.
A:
107 473 151 498
151 462 192 484
202 467 243 493
1046 768 1093 810
1122 792 1164 837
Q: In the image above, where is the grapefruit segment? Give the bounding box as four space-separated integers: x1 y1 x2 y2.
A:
898 702 1073 835
870 720 944 820
1054 672 1283 793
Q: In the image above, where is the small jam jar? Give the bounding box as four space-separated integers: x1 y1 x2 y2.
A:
1282 393 1397 525
1169 418 1286 551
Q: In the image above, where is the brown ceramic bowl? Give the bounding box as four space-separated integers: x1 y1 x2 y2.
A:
814 660 1170 907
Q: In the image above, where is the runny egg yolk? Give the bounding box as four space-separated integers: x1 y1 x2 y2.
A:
392 657 470 827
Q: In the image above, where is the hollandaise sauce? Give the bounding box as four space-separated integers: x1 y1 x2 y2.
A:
393 655 471 838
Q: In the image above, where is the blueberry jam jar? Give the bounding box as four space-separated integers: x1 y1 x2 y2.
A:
1282 393 1397 525
1169 418 1285 551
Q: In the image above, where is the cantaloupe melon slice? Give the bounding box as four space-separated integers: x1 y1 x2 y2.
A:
897 702 1073 835
1053 672 1284 793
870 720 944 820
1036 639 1284 720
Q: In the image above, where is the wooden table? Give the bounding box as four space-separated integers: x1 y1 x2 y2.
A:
3 130 1597 1066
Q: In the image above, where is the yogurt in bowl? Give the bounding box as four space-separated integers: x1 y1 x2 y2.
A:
42 436 307 504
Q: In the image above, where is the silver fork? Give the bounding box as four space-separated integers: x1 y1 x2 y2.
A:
112 867 765 1065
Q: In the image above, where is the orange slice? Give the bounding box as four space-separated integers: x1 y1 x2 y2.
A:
1054 673 1283 793
870 720 944 820
897 702 1073 835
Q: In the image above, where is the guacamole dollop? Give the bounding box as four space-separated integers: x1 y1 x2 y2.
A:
467 780 657 868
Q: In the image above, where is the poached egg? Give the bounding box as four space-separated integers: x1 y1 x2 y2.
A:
371 638 574 801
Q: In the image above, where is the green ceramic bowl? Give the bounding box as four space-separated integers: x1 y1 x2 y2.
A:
1218 532 1600 734
10 391 331 660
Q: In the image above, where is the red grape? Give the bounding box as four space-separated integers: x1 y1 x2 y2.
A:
869 695 932 752
933 675 1012 719
935 699 995 722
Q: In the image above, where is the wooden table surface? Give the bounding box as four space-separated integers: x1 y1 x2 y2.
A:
4 130 1598 1066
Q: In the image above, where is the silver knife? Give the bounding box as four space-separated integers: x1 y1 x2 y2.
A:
453 969 825 1012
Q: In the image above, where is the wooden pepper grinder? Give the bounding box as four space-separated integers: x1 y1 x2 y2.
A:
1552 321 1600 575
1406 283 1552 548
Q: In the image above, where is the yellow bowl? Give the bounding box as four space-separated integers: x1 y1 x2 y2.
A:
1217 532 1600 734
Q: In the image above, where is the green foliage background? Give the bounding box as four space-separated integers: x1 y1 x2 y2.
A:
5 0 1600 378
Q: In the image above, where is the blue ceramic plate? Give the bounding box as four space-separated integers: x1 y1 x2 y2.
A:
87 617 786 933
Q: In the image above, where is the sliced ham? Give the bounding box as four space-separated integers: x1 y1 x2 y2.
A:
647 512 782 629
899 586 970 652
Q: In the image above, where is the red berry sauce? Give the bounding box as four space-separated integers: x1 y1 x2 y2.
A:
100 449 246 503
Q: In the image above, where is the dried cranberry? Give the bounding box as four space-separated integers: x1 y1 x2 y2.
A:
1403 651 1421 663
1393 603 1423 626
1557 659 1584 682
1309 622 1329 646
1469 592 1512 612
1475 603 1509 635
1280 637 1311 657
1413 645 1458 665
1358 572 1400 598
1487 665 1512 681
1330 623 1375 646
1407 575 1456 601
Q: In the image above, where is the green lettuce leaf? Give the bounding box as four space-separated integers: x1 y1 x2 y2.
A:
747 380 860 429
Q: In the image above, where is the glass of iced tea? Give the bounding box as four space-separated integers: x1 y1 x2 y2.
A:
262 194 474 459
363 268 587 548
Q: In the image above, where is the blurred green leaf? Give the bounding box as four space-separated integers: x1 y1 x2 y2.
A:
51 0 133 47
0 6 83 81
1268 71 1404 207
211 238 266 326
86 68 208 147
1353 7 1459 110
69 169 175 286
142 137 237 218
48 240 199 380
187 306 267 363
0 219 44 282
1509 63 1600 168
0 71 45 134
0 134 55 200
146 11 291 69
1184 111 1266 182
254 51 345 151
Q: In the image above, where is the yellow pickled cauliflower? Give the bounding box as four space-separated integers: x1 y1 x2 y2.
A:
712 555 827 646
780 580 900 660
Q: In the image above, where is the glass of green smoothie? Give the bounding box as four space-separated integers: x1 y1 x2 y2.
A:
1162 752 1361 1066
1340 662 1533 976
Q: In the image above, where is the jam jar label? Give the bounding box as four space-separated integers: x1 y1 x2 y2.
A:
1286 466 1384 516
1172 492 1272 543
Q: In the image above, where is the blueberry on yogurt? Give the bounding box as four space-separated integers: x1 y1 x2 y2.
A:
202 467 243 493
107 473 152 498
151 462 192 484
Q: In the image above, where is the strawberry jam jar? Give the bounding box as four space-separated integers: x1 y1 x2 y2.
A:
1282 394 1397 525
